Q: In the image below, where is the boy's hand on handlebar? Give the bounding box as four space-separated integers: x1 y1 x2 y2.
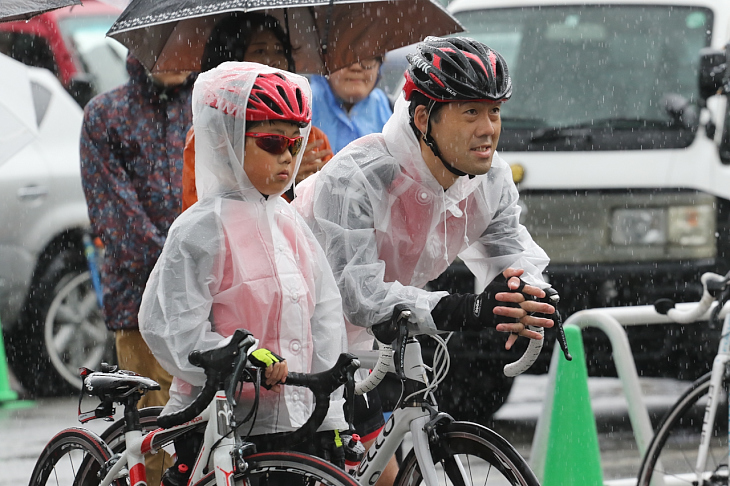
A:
264 361 288 393
249 348 288 392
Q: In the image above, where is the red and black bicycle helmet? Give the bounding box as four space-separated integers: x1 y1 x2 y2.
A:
207 71 311 128
246 72 311 127
404 36 512 103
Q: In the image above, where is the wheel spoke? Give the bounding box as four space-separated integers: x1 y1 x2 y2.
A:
30 429 112 486
79 318 108 342
441 455 472 486
395 425 538 486
52 324 76 353
637 373 730 486
52 302 80 325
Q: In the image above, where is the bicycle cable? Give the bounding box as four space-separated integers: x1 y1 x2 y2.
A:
402 333 451 403
210 367 261 453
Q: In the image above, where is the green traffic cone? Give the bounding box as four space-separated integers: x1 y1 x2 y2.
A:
541 324 603 486
0 316 19 403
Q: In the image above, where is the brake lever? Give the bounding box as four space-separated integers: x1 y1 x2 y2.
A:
542 289 571 361
227 335 260 410
392 307 412 380
225 350 248 412
345 367 356 430
393 321 408 380
553 309 572 361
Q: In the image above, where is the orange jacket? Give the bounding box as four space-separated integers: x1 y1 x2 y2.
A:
182 126 333 210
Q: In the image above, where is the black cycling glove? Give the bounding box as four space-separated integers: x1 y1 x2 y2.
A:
531 287 559 320
431 274 528 332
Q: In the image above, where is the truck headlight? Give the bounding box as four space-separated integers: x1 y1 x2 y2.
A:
611 208 667 245
611 205 714 246
668 205 714 246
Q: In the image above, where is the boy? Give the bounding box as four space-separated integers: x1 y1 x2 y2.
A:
139 62 348 484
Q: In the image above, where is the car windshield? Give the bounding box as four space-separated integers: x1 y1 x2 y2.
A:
452 5 712 131
58 14 128 95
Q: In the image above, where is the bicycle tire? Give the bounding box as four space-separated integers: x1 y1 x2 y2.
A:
192 451 360 486
637 372 729 486
394 421 539 486
28 427 123 486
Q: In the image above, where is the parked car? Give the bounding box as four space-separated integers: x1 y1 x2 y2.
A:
1 1 128 396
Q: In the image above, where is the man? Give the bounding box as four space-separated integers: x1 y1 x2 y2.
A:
80 55 194 486
294 36 556 486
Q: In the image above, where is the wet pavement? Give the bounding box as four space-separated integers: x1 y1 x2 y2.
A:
0 374 689 485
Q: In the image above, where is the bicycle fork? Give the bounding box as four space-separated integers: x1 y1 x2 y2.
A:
695 314 730 485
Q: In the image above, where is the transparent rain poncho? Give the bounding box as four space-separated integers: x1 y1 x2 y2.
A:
294 94 550 351
139 62 347 435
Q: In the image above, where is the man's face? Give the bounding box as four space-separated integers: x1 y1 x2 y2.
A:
428 100 502 176
328 58 381 107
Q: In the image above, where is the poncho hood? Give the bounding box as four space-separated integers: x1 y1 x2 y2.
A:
192 62 312 201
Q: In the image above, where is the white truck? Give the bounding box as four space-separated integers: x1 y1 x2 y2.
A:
424 0 730 420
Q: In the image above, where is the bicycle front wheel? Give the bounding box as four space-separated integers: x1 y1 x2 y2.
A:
29 427 123 486
637 372 729 485
194 451 360 486
394 421 539 486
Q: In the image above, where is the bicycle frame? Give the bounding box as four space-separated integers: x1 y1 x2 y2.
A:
97 393 235 486
690 311 730 485
353 338 467 486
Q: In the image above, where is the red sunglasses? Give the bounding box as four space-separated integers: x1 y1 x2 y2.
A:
245 132 304 156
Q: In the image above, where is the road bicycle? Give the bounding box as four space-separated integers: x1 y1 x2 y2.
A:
29 328 362 486
336 302 571 486
30 300 571 486
636 271 730 486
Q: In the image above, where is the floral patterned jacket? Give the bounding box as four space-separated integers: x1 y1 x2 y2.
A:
80 56 195 330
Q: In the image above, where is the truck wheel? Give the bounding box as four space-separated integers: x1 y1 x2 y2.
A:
7 249 114 396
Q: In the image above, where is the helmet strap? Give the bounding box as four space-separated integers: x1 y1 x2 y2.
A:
421 100 475 180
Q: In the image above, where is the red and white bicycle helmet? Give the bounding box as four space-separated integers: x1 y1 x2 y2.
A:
404 36 512 103
206 71 311 128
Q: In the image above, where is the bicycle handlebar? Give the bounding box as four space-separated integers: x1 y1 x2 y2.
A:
257 353 359 451
355 343 393 396
157 329 256 429
656 272 730 323
360 297 570 390
156 329 360 452
503 325 545 377
505 290 572 376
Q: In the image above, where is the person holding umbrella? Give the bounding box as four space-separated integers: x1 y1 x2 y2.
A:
294 36 557 477
181 12 333 210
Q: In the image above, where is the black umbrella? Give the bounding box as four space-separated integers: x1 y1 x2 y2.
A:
0 0 82 23
107 0 463 74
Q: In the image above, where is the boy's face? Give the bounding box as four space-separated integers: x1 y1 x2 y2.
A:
244 120 301 195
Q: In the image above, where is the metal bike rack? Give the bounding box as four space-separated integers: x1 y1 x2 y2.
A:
529 303 713 486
